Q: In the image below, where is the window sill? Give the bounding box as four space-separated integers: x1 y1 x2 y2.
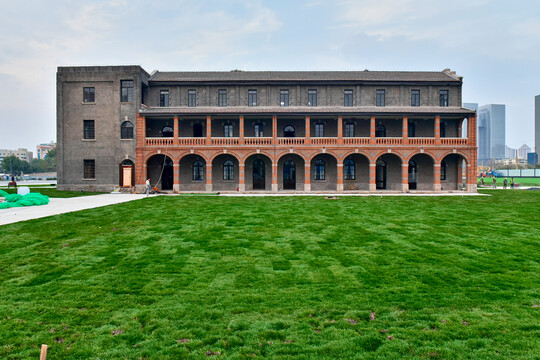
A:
82 178 96 181
120 138 134 141
82 139 96 142
82 102 96 105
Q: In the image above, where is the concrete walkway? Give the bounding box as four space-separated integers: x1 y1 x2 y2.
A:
0 194 149 226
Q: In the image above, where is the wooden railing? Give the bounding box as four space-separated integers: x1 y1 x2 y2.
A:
145 137 174 146
343 137 370 145
375 137 402 145
277 137 306 145
311 137 338 145
441 138 468 146
244 137 273 145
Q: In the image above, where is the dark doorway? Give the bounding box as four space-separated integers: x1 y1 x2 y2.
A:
284 125 295 138
408 159 417 190
253 158 265 190
193 123 203 137
376 159 386 189
283 159 296 189
375 123 387 137
162 157 174 190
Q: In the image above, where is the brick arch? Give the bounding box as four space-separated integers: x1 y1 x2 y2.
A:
143 151 175 164
275 150 307 162
242 150 275 164
404 151 436 163
306 150 340 163
439 151 469 165
342 151 371 165
178 151 209 163
209 150 242 163
372 150 404 164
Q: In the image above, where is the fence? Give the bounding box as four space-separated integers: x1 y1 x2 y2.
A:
495 169 540 177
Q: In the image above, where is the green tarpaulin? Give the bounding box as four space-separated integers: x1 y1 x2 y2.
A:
0 190 49 209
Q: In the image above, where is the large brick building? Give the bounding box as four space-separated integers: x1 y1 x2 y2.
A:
57 66 477 193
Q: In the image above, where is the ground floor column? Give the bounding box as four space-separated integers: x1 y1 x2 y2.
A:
369 163 376 191
239 163 245 192
135 150 145 192
402 163 409 192
173 162 180 192
305 162 311 192
206 163 212 192
337 163 343 192
458 162 463 190
272 162 278 192
433 163 441 191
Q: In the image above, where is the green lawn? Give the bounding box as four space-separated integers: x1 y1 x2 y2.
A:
478 177 540 187
1 191 539 359
0 188 106 198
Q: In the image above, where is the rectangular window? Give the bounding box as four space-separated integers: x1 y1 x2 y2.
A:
308 89 317 106
120 80 134 102
83 159 95 179
344 89 353 107
188 90 196 107
248 90 257 106
83 120 95 139
280 89 289 106
83 87 95 103
224 124 233 137
160 90 169 107
254 124 263 137
376 89 385 107
314 123 324 137
218 89 227 107
411 90 420 107
439 90 449 107
345 122 355 137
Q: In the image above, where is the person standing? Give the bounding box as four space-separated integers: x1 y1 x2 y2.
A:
503 178 508 189
146 178 151 195
510 178 515 189
492 177 497 188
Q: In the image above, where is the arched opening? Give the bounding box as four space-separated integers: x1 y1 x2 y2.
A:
441 154 467 190
245 154 271 191
311 153 337 191
119 159 134 187
343 154 370 191
146 154 173 190
375 123 387 137
212 154 239 191
376 153 402 190
162 125 173 137
179 154 206 191
409 153 434 190
278 154 305 190
283 125 295 138
121 121 134 139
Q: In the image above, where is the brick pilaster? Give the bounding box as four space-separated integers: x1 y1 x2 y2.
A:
435 115 441 145
239 115 244 145
239 163 245 192
433 163 441 191
369 163 376 191
402 116 408 144
305 116 311 144
272 162 278 192
206 162 212 192
272 115 277 145
206 115 212 145
370 116 376 144
337 163 343 192
402 163 409 192
305 162 311 192
337 116 343 145
173 163 179 192
173 116 179 145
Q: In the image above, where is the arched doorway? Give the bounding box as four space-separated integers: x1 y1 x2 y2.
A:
409 153 434 190
376 159 386 189
284 160 296 189
278 154 305 191
408 159 417 190
147 154 173 190
245 154 272 191
441 154 467 190
375 153 402 190
119 159 135 187
253 158 265 189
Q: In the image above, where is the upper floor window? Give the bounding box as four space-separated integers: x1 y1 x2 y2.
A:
83 87 95 103
121 121 134 139
280 90 289 106
314 159 325 180
308 89 317 106
314 123 324 137
188 90 196 107
218 89 227 107
254 123 263 137
344 89 353 107
439 90 449 107
83 120 95 139
376 89 385 107
411 90 420 107
193 160 204 181
345 122 355 137
223 160 234 180
248 90 257 106
121 80 134 102
344 158 355 180
160 90 169 107
224 123 233 137
84 159 95 179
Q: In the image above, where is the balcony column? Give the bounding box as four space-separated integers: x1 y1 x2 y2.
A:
402 116 408 145
305 162 311 192
272 115 277 145
173 162 180 192
337 116 343 145
433 163 441 191
272 162 278 192
370 116 376 144
239 162 245 192
435 115 441 145
206 163 212 192
457 119 463 139
466 115 477 192
458 162 463 190
173 116 179 145
402 163 409 192
369 162 376 191
136 114 145 191
337 163 343 192
305 116 311 145
206 115 212 145
239 115 244 145
467 115 477 147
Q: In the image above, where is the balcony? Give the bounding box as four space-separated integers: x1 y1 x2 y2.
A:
244 137 273 145
343 137 370 145
311 137 338 145
408 137 436 145
375 137 403 145
277 137 305 145
441 138 468 146
178 137 206 146
145 137 174 146
212 137 240 146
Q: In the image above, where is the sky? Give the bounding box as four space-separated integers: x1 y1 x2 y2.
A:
1 0 539 153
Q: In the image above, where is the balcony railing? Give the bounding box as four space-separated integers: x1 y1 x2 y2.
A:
311 137 338 145
244 137 273 145
277 137 306 145
408 137 436 145
178 137 206 146
375 137 403 145
145 137 174 146
212 137 240 146
441 138 468 146
343 137 370 145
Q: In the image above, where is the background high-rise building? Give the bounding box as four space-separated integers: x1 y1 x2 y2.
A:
477 104 506 165
535 95 539 162
518 144 531 159
36 142 56 159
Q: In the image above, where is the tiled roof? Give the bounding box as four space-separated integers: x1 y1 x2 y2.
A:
140 106 474 116
149 70 462 83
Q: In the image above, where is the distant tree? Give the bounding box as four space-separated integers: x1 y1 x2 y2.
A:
0 155 30 176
